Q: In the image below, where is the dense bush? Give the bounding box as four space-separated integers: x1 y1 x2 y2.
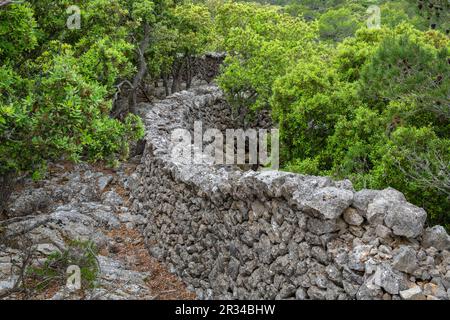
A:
0 1 152 179
274 25 449 228
215 2 450 229
318 7 361 42
215 2 319 122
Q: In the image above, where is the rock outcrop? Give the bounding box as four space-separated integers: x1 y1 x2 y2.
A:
130 85 450 300
1 162 193 300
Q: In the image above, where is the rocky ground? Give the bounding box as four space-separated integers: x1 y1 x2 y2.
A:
0 159 195 300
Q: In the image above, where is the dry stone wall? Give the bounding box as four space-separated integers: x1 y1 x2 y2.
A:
130 85 450 300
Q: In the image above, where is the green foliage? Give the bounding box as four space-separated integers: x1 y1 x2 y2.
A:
284 157 322 176
360 26 449 119
144 2 213 86
1 47 143 176
379 1 423 29
271 56 362 161
411 0 450 32
318 7 361 42
384 127 450 227
282 26 448 227
215 2 318 112
78 38 135 89
131 0 156 22
332 27 386 82
0 1 150 178
172 3 213 55
216 1 450 228
0 3 38 61
146 22 179 78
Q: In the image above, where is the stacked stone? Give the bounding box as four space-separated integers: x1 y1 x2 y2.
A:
130 85 450 300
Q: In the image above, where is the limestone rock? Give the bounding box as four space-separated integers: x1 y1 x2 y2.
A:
399 286 425 300
102 190 124 207
373 263 403 295
375 224 392 239
367 188 426 238
97 175 113 193
356 273 383 300
306 218 339 235
6 188 51 217
353 189 380 215
343 207 364 226
423 282 448 299
392 246 418 274
295 287 306 300
384 202 426 238
296 187 353 220
348 245 372 271
422 226 450 251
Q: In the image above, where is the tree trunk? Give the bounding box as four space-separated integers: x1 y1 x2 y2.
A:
162 73 169 97
128 22 151 114
0 172 15 216
186 56 192 90
171 59 183 94
0 1 12 8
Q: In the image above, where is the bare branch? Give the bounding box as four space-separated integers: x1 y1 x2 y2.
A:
2 217 53 240
394 147 450 197
128 23 152 114
0 1 12 8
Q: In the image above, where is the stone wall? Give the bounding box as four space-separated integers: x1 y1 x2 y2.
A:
130 85 450 300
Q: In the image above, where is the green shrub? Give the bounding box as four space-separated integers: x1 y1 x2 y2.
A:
216 3 450 229
1 46 144 177
0 2 147 179
26 240 99 292
318 7 361 42
270 25 449 228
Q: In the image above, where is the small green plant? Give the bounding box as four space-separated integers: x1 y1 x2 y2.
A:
26 240 99 293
